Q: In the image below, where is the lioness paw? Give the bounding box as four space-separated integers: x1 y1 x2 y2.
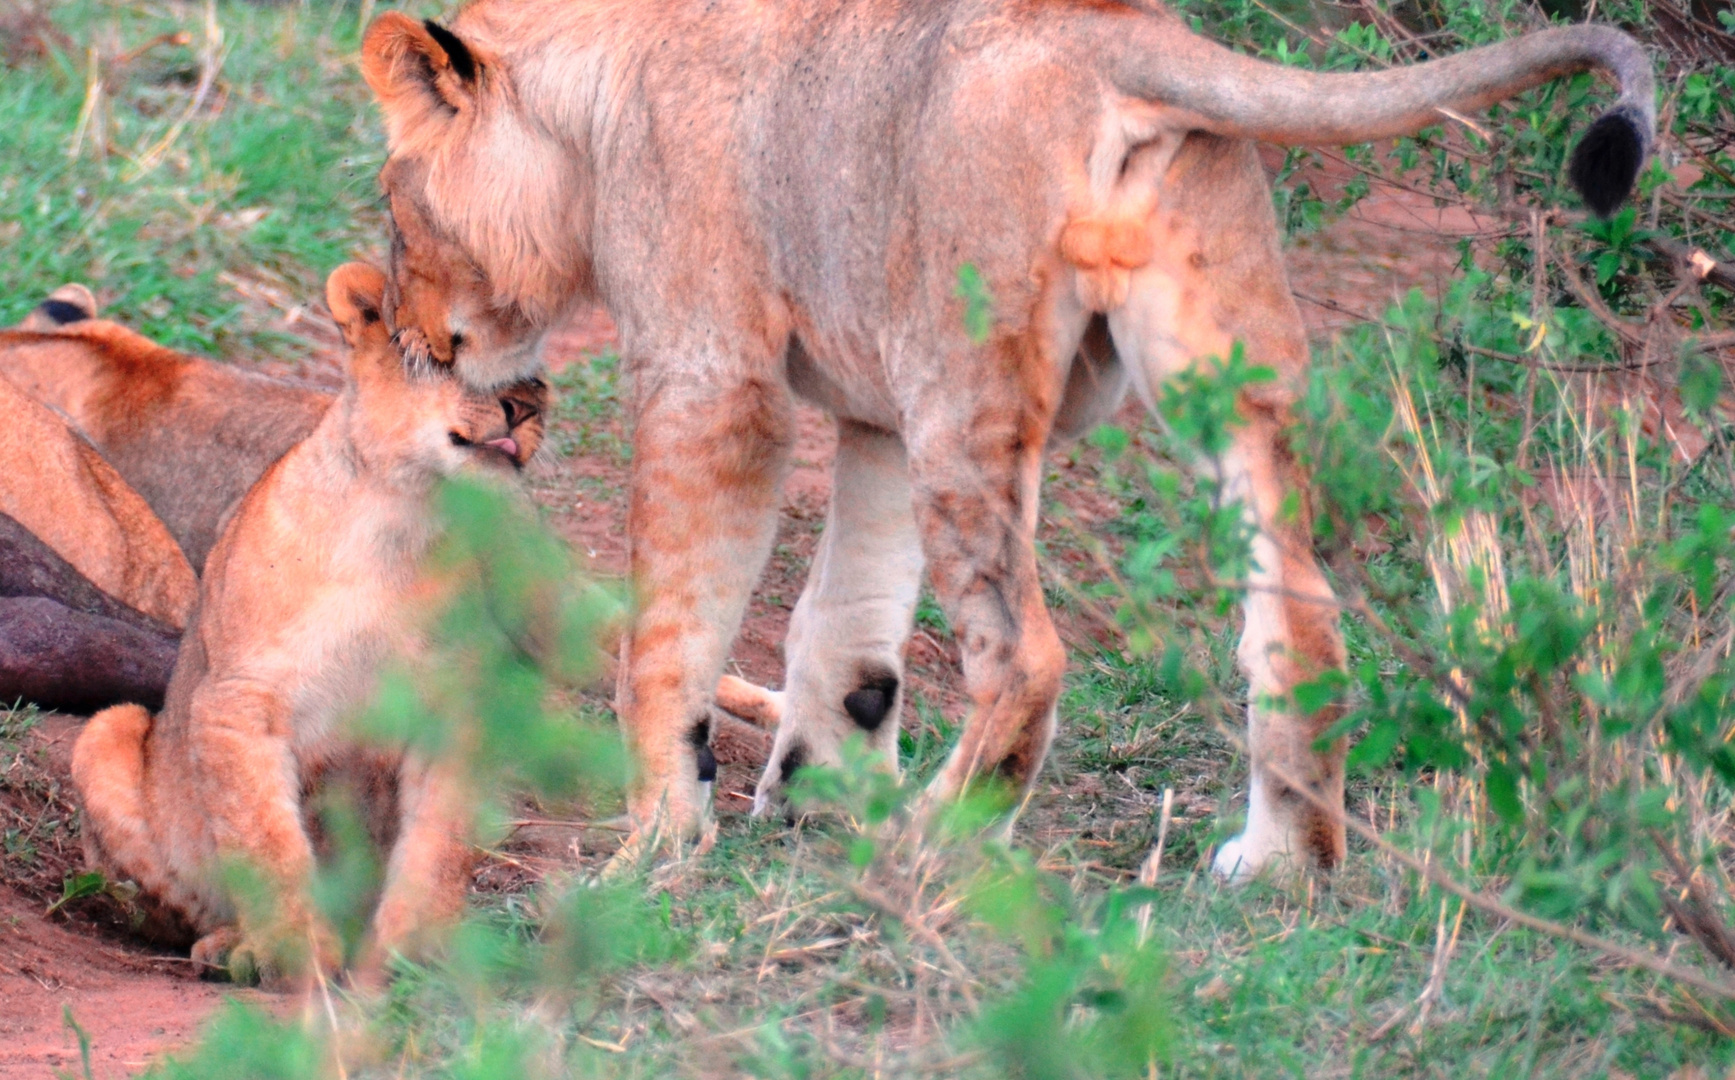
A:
1211 827 1295 884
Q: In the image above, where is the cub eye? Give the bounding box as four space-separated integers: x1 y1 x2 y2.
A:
449 432 473 447
449 331 466 356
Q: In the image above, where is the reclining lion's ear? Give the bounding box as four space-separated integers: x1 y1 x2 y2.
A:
326 262 389 350
362 12 479 139
17 284 99 330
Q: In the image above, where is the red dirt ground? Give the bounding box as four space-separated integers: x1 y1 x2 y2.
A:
0 159 1469 1075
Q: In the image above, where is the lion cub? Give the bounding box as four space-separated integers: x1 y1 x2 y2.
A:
71 263 546 983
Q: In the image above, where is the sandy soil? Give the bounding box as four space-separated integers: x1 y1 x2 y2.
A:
0 161 1471 1074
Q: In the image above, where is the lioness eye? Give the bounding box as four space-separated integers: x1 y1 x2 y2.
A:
449 331 466 356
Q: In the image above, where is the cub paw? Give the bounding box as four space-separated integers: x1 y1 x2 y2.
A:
191 922 340 987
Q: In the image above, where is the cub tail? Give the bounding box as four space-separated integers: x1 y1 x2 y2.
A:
71 704 163 892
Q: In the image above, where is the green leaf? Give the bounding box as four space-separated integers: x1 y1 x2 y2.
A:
1088 423 1130 462
1486 766 1523 824
1680 349 1722 416
848 837 877 868
955 263 995 345
1347 719 1402 770
46 871 106 917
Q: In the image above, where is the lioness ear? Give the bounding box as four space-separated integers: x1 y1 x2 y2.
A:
362 12 478 130
18 284 98 330
326 262 388 350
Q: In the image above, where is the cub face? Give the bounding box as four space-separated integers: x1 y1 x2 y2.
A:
325 263 546 480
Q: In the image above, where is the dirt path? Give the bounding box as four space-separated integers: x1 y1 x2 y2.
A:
0 165 1469 1075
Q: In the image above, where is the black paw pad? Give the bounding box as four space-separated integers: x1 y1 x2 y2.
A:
695 742 717 784
778 740 808 786
689 716 715 783
842 671 899 732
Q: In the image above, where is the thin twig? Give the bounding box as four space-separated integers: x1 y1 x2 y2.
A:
1135 787 1174 947
1652 829 1735 972
309 931 349 1080
848 881 979 1012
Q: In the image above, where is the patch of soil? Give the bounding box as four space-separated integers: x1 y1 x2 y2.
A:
0 163 1482 1074
0 886 256 1080
1275 147 1489 336
0 715 268 1078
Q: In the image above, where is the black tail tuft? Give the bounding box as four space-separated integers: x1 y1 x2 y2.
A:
1568 107 1646 218
36 298 91 326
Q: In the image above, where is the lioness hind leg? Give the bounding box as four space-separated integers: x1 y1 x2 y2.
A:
1210 408 1348 878
1107 134 1348 879
618 373 794 849
902 356 1067 809
752 421 925 813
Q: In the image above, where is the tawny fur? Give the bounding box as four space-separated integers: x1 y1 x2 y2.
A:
71 263 547 983
0 371 194 630
360 0 1652 877
0 314 334 572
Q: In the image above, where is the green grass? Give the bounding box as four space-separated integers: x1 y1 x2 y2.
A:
0 0 416 355
549 351 630 461
5 1 1735 1077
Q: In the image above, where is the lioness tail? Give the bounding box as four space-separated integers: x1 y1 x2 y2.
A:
1104 19 1653 216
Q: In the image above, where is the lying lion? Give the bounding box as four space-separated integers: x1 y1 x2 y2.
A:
71 263 547 983
359 0 1651 879
1 287 334 572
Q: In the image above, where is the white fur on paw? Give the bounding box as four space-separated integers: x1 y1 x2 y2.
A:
1212 828 1291 883
1212 835 1255 882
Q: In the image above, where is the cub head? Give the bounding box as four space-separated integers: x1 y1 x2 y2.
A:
326 261 547 480
361 12 587 388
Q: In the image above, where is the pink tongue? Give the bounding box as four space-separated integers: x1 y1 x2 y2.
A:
486 437 519 458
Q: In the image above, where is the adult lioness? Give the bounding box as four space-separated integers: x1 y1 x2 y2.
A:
0 357 195 630
360 1 1652 878
71 263 546 983
0 302 334 571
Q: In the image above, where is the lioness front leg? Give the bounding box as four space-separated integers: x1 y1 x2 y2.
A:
752 421 925 811
187 685 338 981
618 370 794 850
1106 134 1348 878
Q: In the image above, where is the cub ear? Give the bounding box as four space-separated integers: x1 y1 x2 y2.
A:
362 12 478 133
326 262 389 349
